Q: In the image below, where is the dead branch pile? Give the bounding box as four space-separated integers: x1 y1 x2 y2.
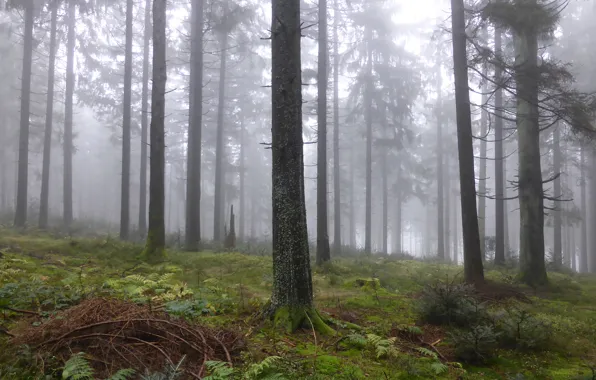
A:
11 298 244 379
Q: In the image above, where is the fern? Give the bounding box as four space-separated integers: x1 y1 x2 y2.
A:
345 334 367 348
106 368 136 380
416 347 438 359
430 362 448 375
243 356 283 379
203 361 235 380
141 356 185 380
62 352 94 380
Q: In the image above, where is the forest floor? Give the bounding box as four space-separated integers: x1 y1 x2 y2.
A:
0 230 595 379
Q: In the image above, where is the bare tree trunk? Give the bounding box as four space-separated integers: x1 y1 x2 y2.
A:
350 146 356 249
395 149 402 254
445 154 451 261
39 4 58 229
581 145 588 272
316 0 330 264
478 26 488 259
120 0 133 240
450 0 484 284
63 0 75 229
139 0 151 237
213 29 228 243
332 0 340 256
515 12 547 285
14 0 34 228
269 0 332 334
239 121 245 242
553 125 562 268
381 139 388 255
436 64 445 260
364 26 373 255
185 0 203 251
453 190 459 263
494 28 505 265
144 0 167 261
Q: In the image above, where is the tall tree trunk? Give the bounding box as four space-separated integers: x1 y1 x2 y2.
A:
143 0 167 261
515 13 547 285
436 64 445 260
445 153 451 261
239 121 245 242
453 190 458 263
120 0 133 240
581 145 588 272
381 138 388 255
63 0 75 229
478 27 488 259
185 0 203 251
139 0 151 237
350 146 356 249
14 0 34 228
269 0 332 334
213 31 228 243
332 0 340 256
590 148 596 272
395 148 402 253
364 27 373 255
553 125 562 268
494 28 505 265
450 0 484 284
39 4 58 229
316 0 330 264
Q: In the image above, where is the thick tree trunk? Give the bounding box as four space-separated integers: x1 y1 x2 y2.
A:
270 0 332 334
553 125 562 268
213 31 228 243
450 0 484 284
239 121 245 242
436 65 445 260
364 27 373 255
316 0 330 264
63 0 75 229
14 0 34 228
120 0 134 240
39 4 57 229
185 0 203 251
332 0 340 256
494 28 505 265
139 0 151 237
515 18 547 285
580 145 588 272
143 0 167 261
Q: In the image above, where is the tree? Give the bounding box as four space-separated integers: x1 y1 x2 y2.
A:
64 0 75 229
316 0 330 265
120 0 133 240
332 0 340 256
185 0 203 251
450 0 484 285
580 144 588 272
269 0 333 334
493 27 506 265
139 0 151 237
436 63 445 260
552 124 562 268
143 0 167 261
39 1 58 230
478 26 488 260
14 0 34 228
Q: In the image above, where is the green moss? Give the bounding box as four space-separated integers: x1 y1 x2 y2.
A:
273 305 336 335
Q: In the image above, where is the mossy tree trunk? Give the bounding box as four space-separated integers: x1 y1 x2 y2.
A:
143 0 167 262
270 0 333 335
450 0 484 285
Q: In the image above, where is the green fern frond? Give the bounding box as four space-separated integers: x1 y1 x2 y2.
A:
365 333 382 346
62 352 94 380
416 347 438 359
125 274 147 283
345 334 367 348
203 360 235 380
106 368 136 380
244 356 283 379
430 362 448 375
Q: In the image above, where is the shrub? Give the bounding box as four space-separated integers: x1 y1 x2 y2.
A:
449 324 500 363
494 308 552 351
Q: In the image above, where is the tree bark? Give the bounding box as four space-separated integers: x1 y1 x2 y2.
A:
143 0 167 262
270 0 333 334
120 0 134 240
139 0 151 237
364 26 373 255
14 0 34 228
350 146 356 249
39 3 57 230
478 26 488 259
580 145 588 272
515 11 547 285
316 0 330 264
63 0 75 229
494 28 505 265
552 125 562 268
239 121 245 242
332 0 340 256
450 0 484 284
185 0 203 251
436 64 445 260
445 153 451 261
590 148 596 273
213 30 228 243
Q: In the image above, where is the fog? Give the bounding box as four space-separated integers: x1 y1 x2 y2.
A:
0 0 594 271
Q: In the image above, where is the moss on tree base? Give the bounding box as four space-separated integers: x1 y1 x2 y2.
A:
272 306 336 335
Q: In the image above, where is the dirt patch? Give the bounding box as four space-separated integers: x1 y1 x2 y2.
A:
321 307 361 324
391 323 456 362
11 298 244 378
474 280 531 303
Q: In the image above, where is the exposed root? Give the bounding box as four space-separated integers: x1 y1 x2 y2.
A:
10 298 244 378
272 305 336 335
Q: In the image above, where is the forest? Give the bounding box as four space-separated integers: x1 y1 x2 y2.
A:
1 0 596 378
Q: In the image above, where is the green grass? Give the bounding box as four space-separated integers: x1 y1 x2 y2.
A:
1 229 596 379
